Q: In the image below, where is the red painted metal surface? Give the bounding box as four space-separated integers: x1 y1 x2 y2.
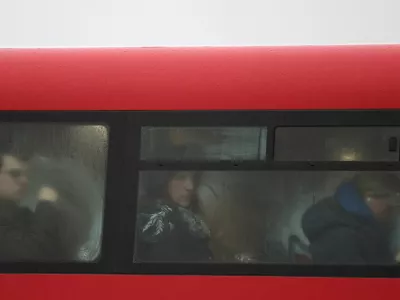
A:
0 46 400 299
0 46 399 110
0 274 398 300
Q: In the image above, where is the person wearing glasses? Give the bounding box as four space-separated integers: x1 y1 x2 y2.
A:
302 172 400 265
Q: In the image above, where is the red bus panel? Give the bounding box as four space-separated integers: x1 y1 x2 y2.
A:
0 46 400 110
0 46 400 300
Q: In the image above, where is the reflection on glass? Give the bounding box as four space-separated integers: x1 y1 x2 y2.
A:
0 123 108 262
135 171 400 265
275 127 400 161
141 127 267 161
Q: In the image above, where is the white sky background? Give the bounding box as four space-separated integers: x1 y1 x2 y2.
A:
0 0 399 47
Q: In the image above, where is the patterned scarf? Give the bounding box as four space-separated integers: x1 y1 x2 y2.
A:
177 206 210 238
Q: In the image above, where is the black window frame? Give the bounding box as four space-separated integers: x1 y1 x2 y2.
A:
1 110 400 278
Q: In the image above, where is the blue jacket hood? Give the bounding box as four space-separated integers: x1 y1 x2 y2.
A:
302 182 377 243
334 182 374 219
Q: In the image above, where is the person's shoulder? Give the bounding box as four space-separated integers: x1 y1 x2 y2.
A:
139 198 172 214
33 202 64 225
303 197 337 219
302 197 344 241
0 200 32 220
0 202 36 234
35 202 59 214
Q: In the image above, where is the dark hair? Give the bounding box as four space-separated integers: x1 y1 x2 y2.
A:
141 171 202 212
0 125 34 170
140 143 205 211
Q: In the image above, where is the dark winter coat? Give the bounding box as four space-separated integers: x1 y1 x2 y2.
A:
302 182 394 265
27 157 101 261
136 199 213 262
0 198 84 261
0 157 100 262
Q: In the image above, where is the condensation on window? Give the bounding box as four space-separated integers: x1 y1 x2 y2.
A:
275 127 400 161
136 170 400 265
140 127 267 161
0 123 108 262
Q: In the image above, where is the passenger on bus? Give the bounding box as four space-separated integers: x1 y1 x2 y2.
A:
0 152 50 261
302 172 400 265
390 212 400 263
0 151 94 261
136 171 213 262
28 156 98 261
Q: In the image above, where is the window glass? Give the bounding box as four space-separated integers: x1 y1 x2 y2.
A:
141 127 267 161
0 123 108 262
135 170 400 265
275 127 400 161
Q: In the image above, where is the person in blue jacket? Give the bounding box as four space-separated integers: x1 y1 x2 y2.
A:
302 172 400 265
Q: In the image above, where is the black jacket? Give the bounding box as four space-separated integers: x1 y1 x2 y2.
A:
136 199 213 262
0 199 86 261
302 183 394 265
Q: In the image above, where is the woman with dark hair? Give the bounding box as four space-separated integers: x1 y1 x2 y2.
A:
136 171 213 262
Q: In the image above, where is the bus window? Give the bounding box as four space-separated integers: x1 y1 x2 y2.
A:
140 127 267 161
275 127 400 161
0 123 108 262
135 170 400 265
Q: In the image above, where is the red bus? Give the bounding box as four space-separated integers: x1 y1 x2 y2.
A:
0 46 400 300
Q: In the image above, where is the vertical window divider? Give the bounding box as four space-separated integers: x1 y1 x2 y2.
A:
266 125 275 163
119 113 142 273
100 113 140 274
